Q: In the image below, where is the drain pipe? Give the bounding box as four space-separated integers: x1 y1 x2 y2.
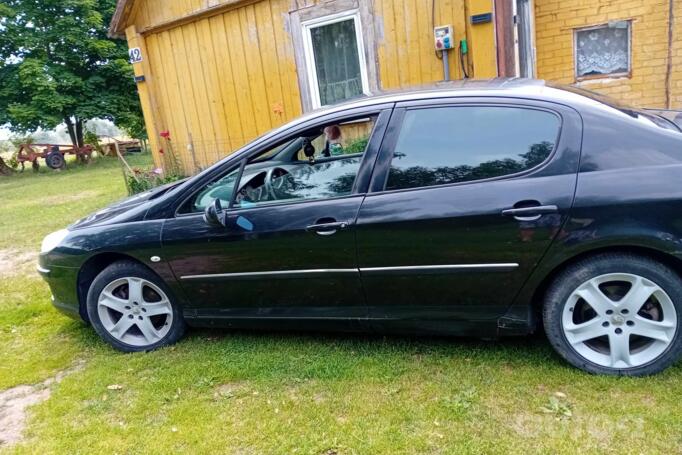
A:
665 0 674 109
443 49 451 81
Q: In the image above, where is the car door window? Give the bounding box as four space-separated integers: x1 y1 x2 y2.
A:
181 116 377 213
385 106 561 191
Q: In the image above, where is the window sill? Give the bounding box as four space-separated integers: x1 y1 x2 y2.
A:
575 72 632 85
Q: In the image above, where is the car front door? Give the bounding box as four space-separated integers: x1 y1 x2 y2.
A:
161 109 391 322
356 99 582 329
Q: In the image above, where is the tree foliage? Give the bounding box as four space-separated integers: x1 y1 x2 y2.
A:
0 0 144 146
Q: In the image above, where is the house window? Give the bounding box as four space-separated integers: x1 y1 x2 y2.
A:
302 11 370 108
574 21 631 80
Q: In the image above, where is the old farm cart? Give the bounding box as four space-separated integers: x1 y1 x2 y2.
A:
17 143 94 171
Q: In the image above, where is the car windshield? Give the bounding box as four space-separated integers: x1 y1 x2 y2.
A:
251 138 296 163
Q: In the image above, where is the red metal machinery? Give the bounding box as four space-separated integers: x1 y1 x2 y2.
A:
16 143 94 171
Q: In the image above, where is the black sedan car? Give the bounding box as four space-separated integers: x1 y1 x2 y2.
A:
39 79 682 376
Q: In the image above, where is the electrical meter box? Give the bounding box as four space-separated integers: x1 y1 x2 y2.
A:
434 25 454 51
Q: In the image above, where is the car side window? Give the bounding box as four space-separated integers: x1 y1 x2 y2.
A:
180 116 377 213
385 106 560 191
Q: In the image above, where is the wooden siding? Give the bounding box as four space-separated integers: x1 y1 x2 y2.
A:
124 0 497 172
129 0 253 33
375 0 471 88
139 0 302 172
466 0 497 78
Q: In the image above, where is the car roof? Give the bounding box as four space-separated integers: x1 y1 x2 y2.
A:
185 77 680 199
312 78 578 111
224 79 563 157
256 79 586 140
223 78 671 167
288 78 622 127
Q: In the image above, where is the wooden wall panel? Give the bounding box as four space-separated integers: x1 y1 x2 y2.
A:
375 0 470 89
124 26 162 170
143 33 175 169
206 14 243 153
269 1 301 120
152 31 193 170
183 22 220 164
130 0 259 32
225 11 260 143
140 0 302 172
127 0 487 172
466 0 497 78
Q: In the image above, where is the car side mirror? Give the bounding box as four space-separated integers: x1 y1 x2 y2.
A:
203 198 226 227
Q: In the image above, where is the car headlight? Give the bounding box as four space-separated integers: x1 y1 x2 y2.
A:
41 229 69 253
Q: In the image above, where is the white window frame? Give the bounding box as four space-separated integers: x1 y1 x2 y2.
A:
573 21 632 82
301 10 370 109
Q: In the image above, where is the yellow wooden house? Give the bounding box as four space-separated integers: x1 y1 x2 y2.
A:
109 0 504 173
110 0 682 175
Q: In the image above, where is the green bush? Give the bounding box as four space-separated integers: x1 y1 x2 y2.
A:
8 152 19 170
343 136 369 154
126 167 183 195
83 130 103 154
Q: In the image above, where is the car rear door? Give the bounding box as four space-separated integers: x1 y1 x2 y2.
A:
355 98 582 328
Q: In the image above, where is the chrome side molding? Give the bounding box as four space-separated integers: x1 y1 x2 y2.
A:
180 268 358 280
360 263 519 275
180 263 519 280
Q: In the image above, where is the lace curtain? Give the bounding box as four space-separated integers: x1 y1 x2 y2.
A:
310 18 363 106
575 23 630 77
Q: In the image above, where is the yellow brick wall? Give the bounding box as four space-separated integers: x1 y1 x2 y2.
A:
535 0 679 109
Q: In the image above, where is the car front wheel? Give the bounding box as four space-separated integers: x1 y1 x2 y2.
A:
543 253 682 376
86 260 186 352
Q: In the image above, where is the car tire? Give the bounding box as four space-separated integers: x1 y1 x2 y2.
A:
543 253 682 376
86 260 186 352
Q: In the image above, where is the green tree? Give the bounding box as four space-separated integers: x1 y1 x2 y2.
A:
0 0 144 148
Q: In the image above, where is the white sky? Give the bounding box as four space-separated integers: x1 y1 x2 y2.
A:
0 120 123 142
0 125 10 141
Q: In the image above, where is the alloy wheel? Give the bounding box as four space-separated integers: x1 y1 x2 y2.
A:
562 273 677 369
97 277 173 347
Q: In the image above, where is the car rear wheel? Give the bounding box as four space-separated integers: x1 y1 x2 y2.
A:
543 253 682 376
86 261 186 352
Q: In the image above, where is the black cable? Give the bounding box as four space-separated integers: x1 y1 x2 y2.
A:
459 41 469 79
432 0 443 59
431 0 436 31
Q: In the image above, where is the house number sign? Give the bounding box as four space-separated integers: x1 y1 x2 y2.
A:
128 47 143 63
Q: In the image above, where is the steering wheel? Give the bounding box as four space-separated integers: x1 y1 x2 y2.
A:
265 167 293 199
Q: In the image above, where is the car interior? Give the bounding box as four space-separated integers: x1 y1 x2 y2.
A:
188 117 376 213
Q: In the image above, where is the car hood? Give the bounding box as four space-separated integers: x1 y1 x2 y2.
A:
69 178 187 230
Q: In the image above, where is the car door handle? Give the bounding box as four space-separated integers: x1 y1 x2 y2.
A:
306 220 351 236
502 204 558 221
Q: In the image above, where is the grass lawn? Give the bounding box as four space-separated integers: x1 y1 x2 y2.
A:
1 154 682 454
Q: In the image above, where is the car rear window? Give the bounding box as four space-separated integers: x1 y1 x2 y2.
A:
552 83 681 133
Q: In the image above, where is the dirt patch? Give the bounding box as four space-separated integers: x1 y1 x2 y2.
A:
0 249 37 278
0 361 84 447
40 190 100 206
214 381 248 399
